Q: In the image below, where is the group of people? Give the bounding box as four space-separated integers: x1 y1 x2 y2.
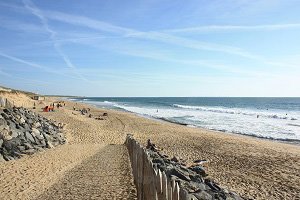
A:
43 101 66 112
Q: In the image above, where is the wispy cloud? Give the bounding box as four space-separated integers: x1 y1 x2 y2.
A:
44 10 259 59
0 51 80 80
0 2 278 61
22 0 88 82
73 39 271 78
163 23 300 33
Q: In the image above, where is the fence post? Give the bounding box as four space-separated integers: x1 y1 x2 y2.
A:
167 178 172 200
138 145 144 200
126 135 192 200
172 182 180 200
161 171 168 200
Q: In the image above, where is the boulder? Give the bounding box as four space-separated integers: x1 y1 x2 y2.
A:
31 128 40 136
11 131 19 138
32 122 41 128
0 107 66 161
0 154 5 162
19 117 25 124
25 132 35 143
0 128 13 140
194 191 213 200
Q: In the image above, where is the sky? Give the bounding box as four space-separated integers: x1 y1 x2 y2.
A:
0 0 300 97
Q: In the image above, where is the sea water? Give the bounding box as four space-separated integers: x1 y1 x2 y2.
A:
70 97 300 142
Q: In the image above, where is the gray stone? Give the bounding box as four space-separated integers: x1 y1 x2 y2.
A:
11 131 19 138
22 149 36 155
168 167 191 181
19 117 25 124
0 117 6 127
24 142 33 150
17 145 26 151
3 155 15 161
194 191 213 200
0 128 13 140
31 128 40 136
26 119 33 124
0 154 5 162
47 141 54 148
189 166 207 177
25 132 35 143
0 139 3 147
32 122 41 128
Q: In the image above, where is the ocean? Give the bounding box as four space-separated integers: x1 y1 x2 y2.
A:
69 97 300 142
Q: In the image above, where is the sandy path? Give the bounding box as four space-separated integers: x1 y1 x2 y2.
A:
0 100 136 200
36 144 136 200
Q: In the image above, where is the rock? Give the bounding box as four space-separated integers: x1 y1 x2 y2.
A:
31 128 40 136
0 154 5 162
204 179 221 191
0 107 66 161
189 166 207 177
47 141 54 148
168 167 191 181
171 156 179 162
0 117 6 127
11 131 19 138
24 142 33 150
17 145 26 151
26 119 33 124
1 112 9 119
193 191 213 200
19 117 25 124
25 132 35 143
32 122 41 128
0 128 13 140
22 149 36 155
3 155 15 161
21 123 30 130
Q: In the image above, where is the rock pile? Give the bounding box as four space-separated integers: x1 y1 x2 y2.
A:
0 107 66 161
146 139 243 200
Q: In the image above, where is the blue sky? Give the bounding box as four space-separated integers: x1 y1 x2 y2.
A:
0 0 300 97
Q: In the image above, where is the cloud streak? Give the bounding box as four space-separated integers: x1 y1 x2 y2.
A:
163 23 300 33
22 0 88 82
44 10 259 59
0 51 82 80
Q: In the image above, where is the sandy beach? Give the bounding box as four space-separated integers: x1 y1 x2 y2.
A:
0 96 300 199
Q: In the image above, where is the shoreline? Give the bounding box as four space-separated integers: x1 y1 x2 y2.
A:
71 98 300 146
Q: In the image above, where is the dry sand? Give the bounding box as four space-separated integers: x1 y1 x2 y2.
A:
0 97 300 199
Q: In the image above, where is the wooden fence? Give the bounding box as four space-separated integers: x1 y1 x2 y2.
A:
125 135 196 200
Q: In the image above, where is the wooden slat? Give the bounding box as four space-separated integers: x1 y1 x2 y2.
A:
137 145 144 200
172 182 180 200
161 171 168 200
167 178 172 200
156 169 162 194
